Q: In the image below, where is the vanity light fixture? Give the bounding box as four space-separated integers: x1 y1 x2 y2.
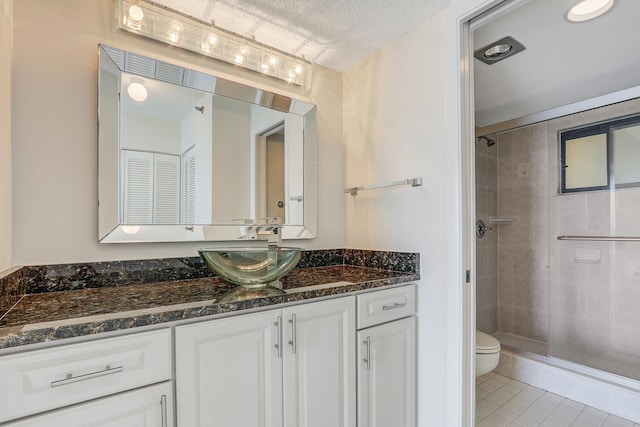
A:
115 0 312 88
565 0 615 22
127 77 147 102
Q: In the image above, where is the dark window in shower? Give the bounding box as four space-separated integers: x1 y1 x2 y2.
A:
560 115 640 193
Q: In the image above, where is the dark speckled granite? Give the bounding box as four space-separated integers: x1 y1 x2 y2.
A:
0 269 25 317
18 249 418 295
23 257 212 294
296 249 346 269
344 249 420 274
0 249 419 350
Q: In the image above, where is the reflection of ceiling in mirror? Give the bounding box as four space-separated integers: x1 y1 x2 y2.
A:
121 72 210 121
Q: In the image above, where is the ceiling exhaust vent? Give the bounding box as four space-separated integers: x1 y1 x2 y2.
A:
474 36 525 65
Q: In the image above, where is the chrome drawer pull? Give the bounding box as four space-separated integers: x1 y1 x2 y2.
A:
274 316 283 359
50 365 124 388
160 394 168 427
382 302 406 311
288 314 297 355
363 336 371 371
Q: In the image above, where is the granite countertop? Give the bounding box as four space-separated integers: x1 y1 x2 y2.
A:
0 264 417 351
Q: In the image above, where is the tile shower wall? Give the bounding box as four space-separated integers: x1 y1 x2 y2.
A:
547 98 640 380
486 97 640 357
476 134 499 334
496 122 549 342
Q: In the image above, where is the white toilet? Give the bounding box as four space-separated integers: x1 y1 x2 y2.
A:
476 330 501 376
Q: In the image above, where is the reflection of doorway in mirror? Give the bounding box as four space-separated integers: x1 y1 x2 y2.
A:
265 128 285 220
255 122 285 223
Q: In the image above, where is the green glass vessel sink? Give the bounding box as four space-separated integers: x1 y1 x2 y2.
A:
199 247 302 301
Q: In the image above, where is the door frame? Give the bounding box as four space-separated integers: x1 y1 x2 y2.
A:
255 121 286 222
456 0 526 425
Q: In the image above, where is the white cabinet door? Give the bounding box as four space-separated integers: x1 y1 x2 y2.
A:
282 296 356 427
175 296 356 427
5 381 173 427
175 310 283 427
357 316 416 427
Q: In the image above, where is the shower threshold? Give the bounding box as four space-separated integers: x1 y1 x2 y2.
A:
492 332 547 356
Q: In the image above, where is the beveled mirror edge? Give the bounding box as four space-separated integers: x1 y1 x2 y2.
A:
99 45 315 115
97 45 318 243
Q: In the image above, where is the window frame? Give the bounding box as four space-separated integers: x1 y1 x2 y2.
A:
560 114 640 193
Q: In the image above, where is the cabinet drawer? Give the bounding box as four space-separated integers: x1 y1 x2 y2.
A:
6 381 173 427
357 284 416 329
4 381 173 427
0 329 171 423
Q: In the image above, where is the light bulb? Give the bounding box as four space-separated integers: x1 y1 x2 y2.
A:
169 20 183 42
235 54 244 64
268 56 278 66
294 64 303 74
127 5 144 30
202 33 219 52
127 81 147 102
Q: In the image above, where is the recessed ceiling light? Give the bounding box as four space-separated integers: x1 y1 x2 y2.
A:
484 44 512 59
474 36 526 65
565 0 615 22
127 78 147 102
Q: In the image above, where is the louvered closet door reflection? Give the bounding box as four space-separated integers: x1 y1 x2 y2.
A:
123 150 153 224
153 153 180 224
123 150 180 224
182 151 196 224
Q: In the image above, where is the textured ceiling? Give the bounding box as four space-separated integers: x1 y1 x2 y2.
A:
154 0 451 72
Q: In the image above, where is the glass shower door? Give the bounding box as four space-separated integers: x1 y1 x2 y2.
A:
549 118 640 381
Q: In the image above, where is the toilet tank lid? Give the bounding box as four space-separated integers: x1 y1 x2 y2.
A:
476 331 500 353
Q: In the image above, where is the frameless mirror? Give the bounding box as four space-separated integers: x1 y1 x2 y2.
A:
98 45 317 242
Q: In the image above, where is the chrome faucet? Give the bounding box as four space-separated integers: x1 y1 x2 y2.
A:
257 217 282 248
256 218 283 289
266 226 281 248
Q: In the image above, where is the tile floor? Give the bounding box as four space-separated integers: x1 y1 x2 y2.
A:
476 373 640 427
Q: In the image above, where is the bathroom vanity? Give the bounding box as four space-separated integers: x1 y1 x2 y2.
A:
0 41 419 426
0 253 418 427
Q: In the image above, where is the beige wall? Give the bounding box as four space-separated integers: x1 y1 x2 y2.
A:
343 6 461 423
10 0 344 265
0 0 12 272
